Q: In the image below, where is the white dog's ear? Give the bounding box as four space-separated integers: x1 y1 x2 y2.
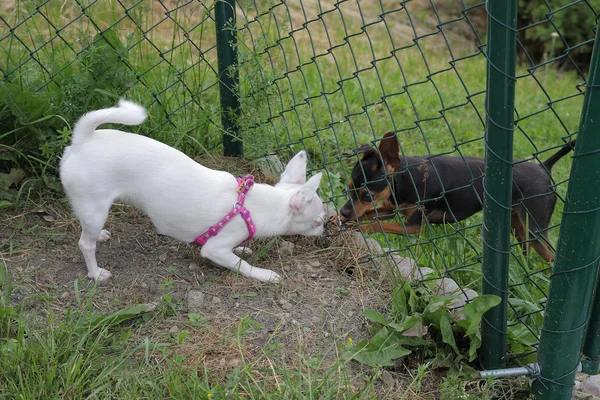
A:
279 150 308 185
289 172 322 214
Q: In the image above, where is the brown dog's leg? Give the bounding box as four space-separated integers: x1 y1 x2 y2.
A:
511 210 528 257
530 236 554 262
511 209 555 262
359 221 423 235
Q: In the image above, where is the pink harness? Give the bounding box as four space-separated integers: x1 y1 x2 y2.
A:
193 175 256 247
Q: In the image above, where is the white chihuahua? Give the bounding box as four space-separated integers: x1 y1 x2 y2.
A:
60 100 325 283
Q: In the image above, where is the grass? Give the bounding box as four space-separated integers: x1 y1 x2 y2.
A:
0 0 591 397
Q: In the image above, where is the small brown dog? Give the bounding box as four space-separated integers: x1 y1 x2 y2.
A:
339 132 576 261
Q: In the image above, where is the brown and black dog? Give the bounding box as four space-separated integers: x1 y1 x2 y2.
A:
339 132 576 261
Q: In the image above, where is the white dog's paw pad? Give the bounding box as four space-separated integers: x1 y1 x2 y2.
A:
98 230 112 242
89 268 112 281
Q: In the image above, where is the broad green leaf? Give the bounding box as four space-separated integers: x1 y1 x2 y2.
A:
424 296 448 315
0 200 14 209
440 313 459 355
90 304 154 327
391 285 407 317
364 309 388 325
388 315 423 334
508 324 538 347
458 294 502 336
351 327 411 367
468 335 481 362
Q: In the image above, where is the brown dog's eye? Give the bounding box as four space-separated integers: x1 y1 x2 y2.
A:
361 192 372 202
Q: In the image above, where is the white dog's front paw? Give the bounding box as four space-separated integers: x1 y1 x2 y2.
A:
250 268 281 283
233 246 253 256
98 230 112 242
89 268 112 281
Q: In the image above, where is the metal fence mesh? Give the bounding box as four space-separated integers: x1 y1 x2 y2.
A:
234 0 591 366
1 0 598 368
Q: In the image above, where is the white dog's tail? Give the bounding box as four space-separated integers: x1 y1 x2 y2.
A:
71 99 147 145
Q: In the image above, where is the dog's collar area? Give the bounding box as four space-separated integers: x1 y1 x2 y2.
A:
193 175 256 247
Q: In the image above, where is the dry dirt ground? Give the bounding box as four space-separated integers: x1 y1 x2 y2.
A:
2 155 437 397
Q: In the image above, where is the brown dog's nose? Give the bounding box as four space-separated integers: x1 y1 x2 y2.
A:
340 202 353 220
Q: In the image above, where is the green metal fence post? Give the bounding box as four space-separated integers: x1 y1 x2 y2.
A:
480 0 518 370
532 24 600 400
215 0 243 157
582 287 600 374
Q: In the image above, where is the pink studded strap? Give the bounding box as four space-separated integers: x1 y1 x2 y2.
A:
193 175 256 247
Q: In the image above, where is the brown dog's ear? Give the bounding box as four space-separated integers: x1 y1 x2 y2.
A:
351 144 377 159
378 132 401 170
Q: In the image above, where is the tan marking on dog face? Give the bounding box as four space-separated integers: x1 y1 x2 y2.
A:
346 186 392 219
372 186 391 203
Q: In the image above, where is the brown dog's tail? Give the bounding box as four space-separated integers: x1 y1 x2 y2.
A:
542 139 577 170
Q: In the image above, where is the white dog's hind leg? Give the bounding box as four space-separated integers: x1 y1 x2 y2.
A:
75 204 113 281
201 244 280 283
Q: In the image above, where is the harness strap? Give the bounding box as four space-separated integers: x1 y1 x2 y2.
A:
193 175 256 247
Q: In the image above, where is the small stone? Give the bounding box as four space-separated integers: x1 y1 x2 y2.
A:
159 253 167 262
434 278 461 296
365 238 383 255
311 316 320 324
449 289 480 320
281 302 293 311
413 267 434 281
380 370 395 388
307 259 322 268
390 255 418 281
169 246 178 251
278 240 295 256
229 358 241 368
140 303 157 312
186 290 205 312
169 326 180 333
352 232 383 254
348 311 354 317
188 263 199 270
283 262 292 272
140 283 149 289
212 296 221 304
581 374 600 396
257 154 285 177
60 292 69 299
43 215 55 222
71 257 79 263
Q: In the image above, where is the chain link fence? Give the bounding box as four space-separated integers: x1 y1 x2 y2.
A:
2 0 600 397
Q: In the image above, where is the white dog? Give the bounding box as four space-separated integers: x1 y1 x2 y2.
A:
60 100 325 283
